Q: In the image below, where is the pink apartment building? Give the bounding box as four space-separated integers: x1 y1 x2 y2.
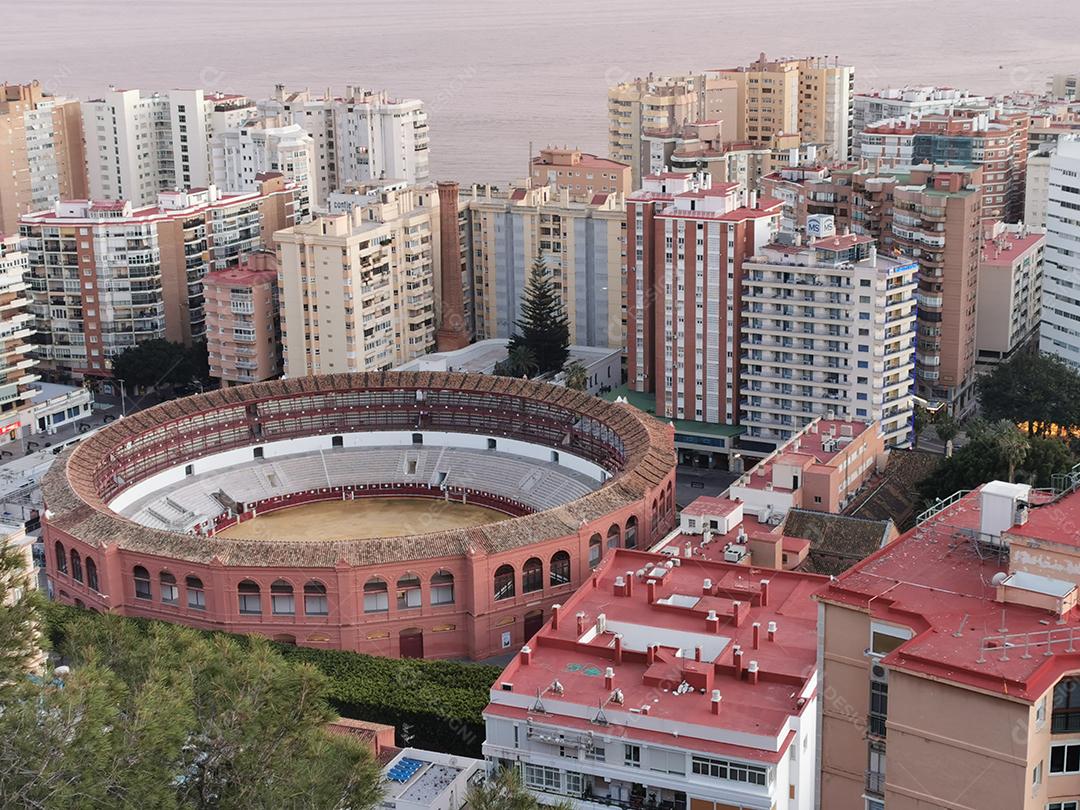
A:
529 147 632 200
205 250 281 386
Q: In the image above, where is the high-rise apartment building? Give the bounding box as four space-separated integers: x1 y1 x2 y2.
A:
741 227 918 449
205 250 281 386
909 110 1029 222
19 177 296 378
1040 135 1080 368
528 147 631 200
0 82 86 234
83 88 257 206
0 235 40 444
892 165 983 414
259 85 429 206
852 86 987 147
769 163 986 414
275 184 437 377
717 54 854 161
626 173 781 425
817 480 1080 810
212 122 318 220
975 221 1044 368
462 184 625 349
607 74 737 187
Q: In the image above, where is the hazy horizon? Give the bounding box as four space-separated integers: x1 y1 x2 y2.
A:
5 0 1079 183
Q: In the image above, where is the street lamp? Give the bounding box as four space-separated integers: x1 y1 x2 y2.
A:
117 378 127 417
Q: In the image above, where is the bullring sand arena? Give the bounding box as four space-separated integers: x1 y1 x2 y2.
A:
218 496 506 541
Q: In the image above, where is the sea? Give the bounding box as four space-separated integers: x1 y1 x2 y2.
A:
4 0 1079 183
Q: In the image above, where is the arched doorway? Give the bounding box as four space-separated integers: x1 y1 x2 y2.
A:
399 627 424 658
523 609 544 642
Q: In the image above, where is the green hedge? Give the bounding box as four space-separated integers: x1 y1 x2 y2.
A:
43 604 500 758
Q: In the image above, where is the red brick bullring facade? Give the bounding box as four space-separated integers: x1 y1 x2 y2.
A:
41 372 677 660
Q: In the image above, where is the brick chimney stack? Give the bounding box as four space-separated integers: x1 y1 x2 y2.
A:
436 181 469 351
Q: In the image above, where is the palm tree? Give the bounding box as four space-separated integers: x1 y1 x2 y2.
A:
466 767 573 810
504 345 539 378
987 418 1029 482
563 360 589 391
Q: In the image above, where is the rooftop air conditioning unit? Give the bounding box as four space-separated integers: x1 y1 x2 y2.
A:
870 662 888 683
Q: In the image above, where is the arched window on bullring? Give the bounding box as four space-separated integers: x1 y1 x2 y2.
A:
522 558 543 594
494 564 516 601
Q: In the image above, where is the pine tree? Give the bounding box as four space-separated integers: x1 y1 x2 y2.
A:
0 536 39 694
508 254 570 375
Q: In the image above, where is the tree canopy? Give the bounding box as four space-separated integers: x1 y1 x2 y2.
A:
466 767 572 810
110 339 209 392
507 254 570 376
0 595 382 809
977 351 1080 435
563 360 589 391
917 418 1077 502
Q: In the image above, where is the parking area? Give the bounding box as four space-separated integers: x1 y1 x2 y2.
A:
674 464 742 509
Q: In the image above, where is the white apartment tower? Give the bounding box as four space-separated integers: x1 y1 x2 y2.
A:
740 220 918 449
213 123 318 220
259 86 430 206
1040 135 1080 367
83 88 256 205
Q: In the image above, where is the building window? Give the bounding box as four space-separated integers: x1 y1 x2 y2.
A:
691 755 768 786
186 576 206 610
550 551 571 586
133 566 151 600
430 570 454 605
585 744 605 762
54 541 67 575
522 558 543 594
523 764 560 792
85 558 99 592
588 534 602 568
494 564 516 601
1049 802 1080 810
625 516 638 549
304 581 328 615
271 580 295 615
238 580 261 615
396 573 422 610
70 551 83 583
160 572 178 604
869 681 888 737
363 578 389 613
1051 743 1080 774
624 744 641 768
1054 678 1080 733
607 523 621 548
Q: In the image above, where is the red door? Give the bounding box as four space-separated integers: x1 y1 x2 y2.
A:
523 610 544 643
399 628 424 658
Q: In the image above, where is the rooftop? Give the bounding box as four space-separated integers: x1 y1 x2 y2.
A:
980 227 1045 265
486 549 824 756
818 483 1080 701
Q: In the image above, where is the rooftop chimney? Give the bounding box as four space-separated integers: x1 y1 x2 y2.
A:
625 571 634 598
614 634 623 664
748 660 760 685
435 181 469 351
702 578 713 595
706 609 720 634
752 622 761 649
551 603 561 631
604 667 615 690
711 689 722 715
520 645 532 665
767 621 777 642
733 646 744 680
760 579 771 607
576 611 587 635
647 579 657 604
